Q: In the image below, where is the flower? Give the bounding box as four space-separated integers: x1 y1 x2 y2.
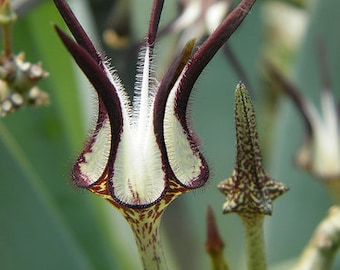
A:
268 52 340 182
54 0 256 208
267 45 340 203
53 0 256 268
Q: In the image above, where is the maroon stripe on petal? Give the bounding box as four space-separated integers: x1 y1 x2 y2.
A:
177 0 256 121
55 26 123 158
147 0 164 50
54 0 108 136
154 40 209 188
153 41 195 168
53 0 101 66
55 26 123 135
72 113 110 188
161 1 255 189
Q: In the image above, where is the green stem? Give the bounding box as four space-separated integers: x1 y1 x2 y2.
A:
0 0 17 57
240 213 267 270
209 253 229 270
1 23 12 56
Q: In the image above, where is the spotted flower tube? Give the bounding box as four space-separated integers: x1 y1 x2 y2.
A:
53 0 256 269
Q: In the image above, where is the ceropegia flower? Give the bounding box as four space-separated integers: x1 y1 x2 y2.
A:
53 0 256 268
267 48 340 202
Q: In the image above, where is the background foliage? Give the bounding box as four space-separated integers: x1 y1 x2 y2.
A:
0 0 338 269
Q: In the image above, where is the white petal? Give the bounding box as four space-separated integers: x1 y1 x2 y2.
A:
77 117 111 186
163 71 205 186
111 115 166 205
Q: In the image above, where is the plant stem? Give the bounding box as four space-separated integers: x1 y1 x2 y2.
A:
124 207 168 270
240 213 267 270
209 252 229 270
1 23 12 57
0 0 17 57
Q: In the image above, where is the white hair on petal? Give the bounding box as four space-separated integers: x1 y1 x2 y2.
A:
132 45 159 127
111 99 166 205
109 45 166 205
101 57 133 127
163 66 203 186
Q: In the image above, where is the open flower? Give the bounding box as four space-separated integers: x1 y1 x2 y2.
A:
54 0 255 268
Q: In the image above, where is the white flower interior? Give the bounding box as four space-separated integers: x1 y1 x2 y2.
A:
111 46 166 205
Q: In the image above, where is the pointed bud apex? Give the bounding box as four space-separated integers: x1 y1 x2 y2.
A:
218 82 288 215
206 205 230 270
206 205 225 255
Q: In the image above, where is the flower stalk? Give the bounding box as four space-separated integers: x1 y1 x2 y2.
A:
124 208 168 270
0 0 16 57
240 213 266 270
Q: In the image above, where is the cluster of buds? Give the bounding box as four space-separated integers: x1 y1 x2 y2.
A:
0 52 49 115
0 0 48 116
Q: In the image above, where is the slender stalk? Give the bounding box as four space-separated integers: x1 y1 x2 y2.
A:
240 213 266 270
208 252 229 270
123 207 168 270
0 0 17 57
1 22 13 57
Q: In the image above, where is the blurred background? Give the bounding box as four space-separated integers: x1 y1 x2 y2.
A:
0 0 339 269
